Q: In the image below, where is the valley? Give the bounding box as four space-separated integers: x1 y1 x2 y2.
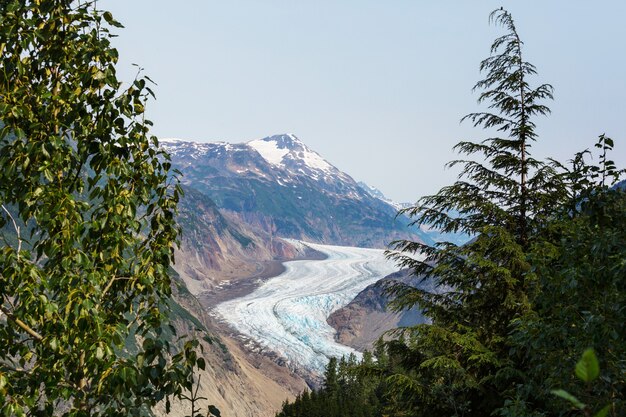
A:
6 5 624 417
158 134 455 415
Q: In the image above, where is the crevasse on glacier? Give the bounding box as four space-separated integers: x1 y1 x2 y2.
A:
215 241 398 374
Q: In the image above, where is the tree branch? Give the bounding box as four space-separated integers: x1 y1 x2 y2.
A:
100 275 131 299
0 304 43 341
1 204 22 255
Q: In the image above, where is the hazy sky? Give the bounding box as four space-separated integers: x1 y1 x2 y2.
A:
107 1 626 202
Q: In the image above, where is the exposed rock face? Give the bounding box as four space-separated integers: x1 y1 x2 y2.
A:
174 185 308 295
327 270 428 351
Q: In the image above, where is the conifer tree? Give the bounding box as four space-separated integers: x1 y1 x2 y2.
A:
501 138 626 416
385 8 561 415
324 357 340 395
275 8 624 417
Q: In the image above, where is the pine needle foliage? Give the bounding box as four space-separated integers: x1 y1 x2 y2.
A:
500 139 626 417
276 354 382 417
384 9 563 415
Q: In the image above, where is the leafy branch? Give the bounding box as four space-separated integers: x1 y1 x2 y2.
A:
552 349 614 417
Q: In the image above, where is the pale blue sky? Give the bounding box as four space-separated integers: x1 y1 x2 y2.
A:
108 1 626 202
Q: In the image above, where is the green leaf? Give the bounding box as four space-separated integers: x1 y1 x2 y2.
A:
575 348 600 382
594 405 611 417
551 389 585 410
93 70 106 81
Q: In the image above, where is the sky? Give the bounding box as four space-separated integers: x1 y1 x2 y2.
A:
107 1 626 202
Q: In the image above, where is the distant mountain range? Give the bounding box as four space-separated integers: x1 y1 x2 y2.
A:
356 181 412 211
162 133 438 249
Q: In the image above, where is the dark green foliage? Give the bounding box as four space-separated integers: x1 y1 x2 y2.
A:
383 9 560 415
498 144 626 417
551 349 613 417
276 354 381 417
0 1 206 415
284 9 625 417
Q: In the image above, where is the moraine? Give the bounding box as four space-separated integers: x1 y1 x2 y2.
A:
214 241 398 375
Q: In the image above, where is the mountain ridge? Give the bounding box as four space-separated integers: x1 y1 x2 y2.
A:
161 133 435 248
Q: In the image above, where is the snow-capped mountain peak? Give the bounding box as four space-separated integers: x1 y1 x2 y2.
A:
159 133 360 198
248 134 334 175
247 135 292 166
157 132 452 247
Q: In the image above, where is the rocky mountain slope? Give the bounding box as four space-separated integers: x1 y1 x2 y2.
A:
174 185 306 294
161 134 429 248
327 269 431 351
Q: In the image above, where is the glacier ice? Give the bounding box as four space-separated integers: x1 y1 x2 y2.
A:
214 241 398 375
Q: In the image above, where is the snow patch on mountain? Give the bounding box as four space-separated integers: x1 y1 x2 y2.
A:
159 138 215 159
248 138 290 166
299 148 333 172
159 137 185 143
249 134 335 177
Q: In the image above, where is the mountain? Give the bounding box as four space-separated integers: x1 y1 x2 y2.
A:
174 185 307 294
161 134 428 248
356 181 412 211
357 181 470 246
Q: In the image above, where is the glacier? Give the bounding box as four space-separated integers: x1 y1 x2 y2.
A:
214 241 398 375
